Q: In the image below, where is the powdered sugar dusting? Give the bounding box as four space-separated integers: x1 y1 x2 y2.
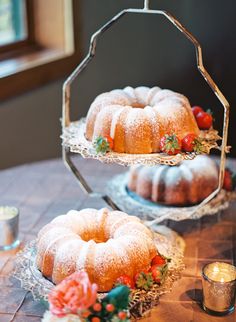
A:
129 155 219 206
184 155 218 178
36 208 157 291
86 85 199 153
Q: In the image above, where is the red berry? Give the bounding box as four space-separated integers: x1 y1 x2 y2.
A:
104 135 114 149
116 275 134 289
160 134 182 155
195 111 213 130
223 169 233 191
106 303 115 312
91 317 101 322
192 105 203 117
151 255 166 266
118 311 127 320
181 133 198 152
182 133 205 153
93 302 102 312
150 264 162 283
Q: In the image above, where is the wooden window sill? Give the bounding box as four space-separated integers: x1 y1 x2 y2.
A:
0 47 73 78
0 48 81 101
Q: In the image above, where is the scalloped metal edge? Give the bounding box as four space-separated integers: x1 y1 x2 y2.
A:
61 118 221 167
106 172 236 223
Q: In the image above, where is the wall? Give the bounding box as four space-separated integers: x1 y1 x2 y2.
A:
0 0 235 169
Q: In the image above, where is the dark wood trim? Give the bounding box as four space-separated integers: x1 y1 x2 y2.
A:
0 50 81 101
25 0 36 44
0 39 29 55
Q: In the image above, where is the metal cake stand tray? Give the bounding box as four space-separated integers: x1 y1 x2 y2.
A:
62 118 221 167
106 172 236 225
13 226 185 319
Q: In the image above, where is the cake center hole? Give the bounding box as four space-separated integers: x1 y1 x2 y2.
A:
92 237 108 243
131 102 146 108
81 233 108 243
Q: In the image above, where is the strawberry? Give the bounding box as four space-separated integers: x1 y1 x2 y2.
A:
195 111 213 130
182 133 205 153
192 105 203 117
160 134 182 155
115 275 134 289
104 135 114 150
150 265 163 283
93 135 113 154
223 169 233 191
134 270 153 290
151 254 166 266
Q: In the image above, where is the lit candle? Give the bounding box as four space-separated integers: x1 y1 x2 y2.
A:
0 206 20 251
202 262 236 316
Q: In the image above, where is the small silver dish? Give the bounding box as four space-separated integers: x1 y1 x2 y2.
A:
0 206 20 251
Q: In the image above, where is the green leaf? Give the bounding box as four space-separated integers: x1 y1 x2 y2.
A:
93 136 110 155
193 137 207 154
103 285 130 311
164 134 180 153
40 299 49 309
135 272 153 291
160 264 169 284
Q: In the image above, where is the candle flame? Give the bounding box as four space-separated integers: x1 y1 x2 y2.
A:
213 266 219 273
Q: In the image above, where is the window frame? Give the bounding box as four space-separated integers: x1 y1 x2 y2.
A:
0 0 81 101
0 0 34 53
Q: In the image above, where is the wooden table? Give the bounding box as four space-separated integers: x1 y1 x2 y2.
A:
0 157 235 322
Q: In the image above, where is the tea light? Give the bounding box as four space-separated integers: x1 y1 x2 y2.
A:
202 262 236 316
0 206 20 251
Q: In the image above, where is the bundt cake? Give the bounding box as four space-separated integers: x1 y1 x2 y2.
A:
128 155 218 206
85 86 200 154
36 208 157 292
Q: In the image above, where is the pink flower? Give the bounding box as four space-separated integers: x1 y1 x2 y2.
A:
48 271 98 318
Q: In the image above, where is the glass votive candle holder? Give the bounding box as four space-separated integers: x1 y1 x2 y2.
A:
0 206 20 251
202 262 236 316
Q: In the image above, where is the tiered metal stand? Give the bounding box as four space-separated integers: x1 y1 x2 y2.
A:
62 0 230 221
13 3 231 316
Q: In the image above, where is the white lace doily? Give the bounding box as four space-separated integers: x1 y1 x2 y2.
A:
13 229 185 319
106 173 236 223
61 118 221 166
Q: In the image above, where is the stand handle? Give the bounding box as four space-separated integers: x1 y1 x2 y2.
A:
144 0 150 10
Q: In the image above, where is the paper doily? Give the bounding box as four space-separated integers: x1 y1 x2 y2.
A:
106 173 236 223
13 229 185 320
61 118 221 166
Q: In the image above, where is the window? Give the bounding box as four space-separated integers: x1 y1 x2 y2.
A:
0 0 81 101
0 0 27 47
